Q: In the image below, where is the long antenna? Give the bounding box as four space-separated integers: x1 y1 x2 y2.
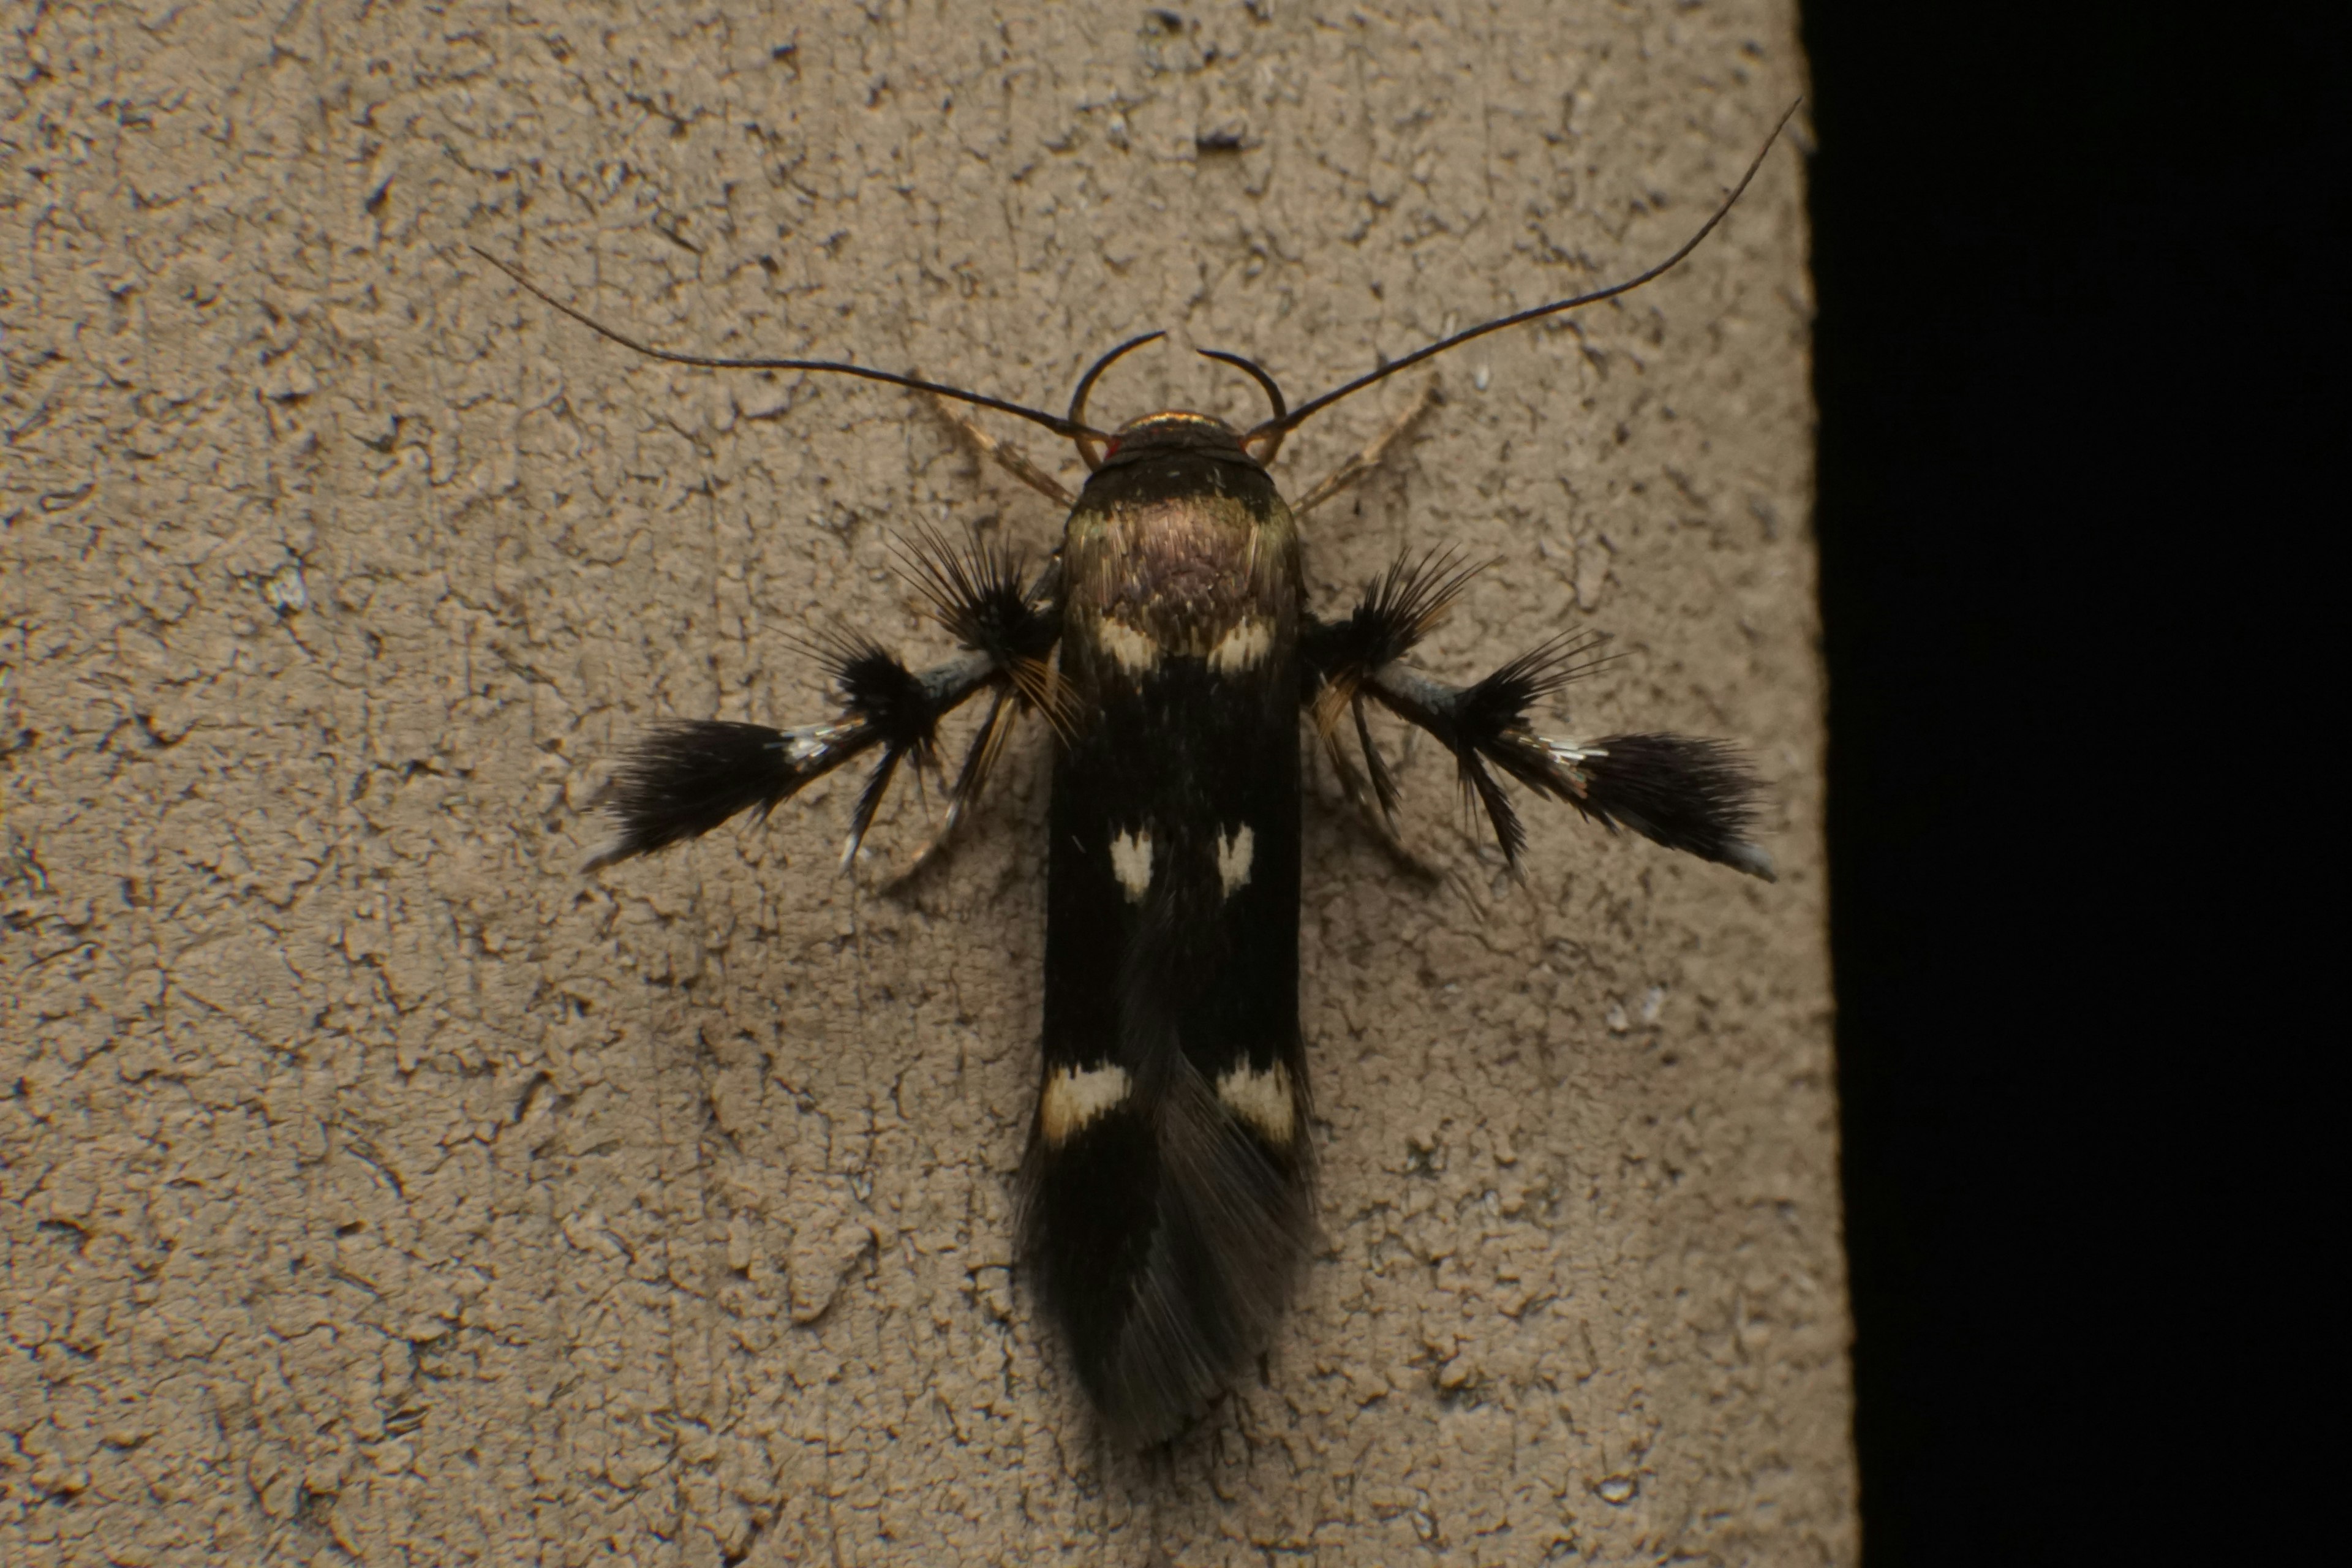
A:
1197 348 1289 426
1243 99 1801 461
467 247 1102 443
1065 331 1164 469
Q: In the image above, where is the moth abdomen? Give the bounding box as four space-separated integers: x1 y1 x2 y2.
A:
1021 1050 1313 1446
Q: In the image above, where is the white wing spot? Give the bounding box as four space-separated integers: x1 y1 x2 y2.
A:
1537 734 1601 794
1098 618 1160 675
1040 1064 1131 1144
1216 1060 1295 1144
1110 828 1154 901
1208 616 1272 673
1216 824 1255 897
778 722 855 765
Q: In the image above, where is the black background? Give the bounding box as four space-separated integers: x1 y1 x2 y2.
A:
1800 6 2328 1563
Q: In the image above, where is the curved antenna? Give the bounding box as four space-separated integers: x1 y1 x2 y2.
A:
1243 100 1801 459
1065 331 1166 470
469 247 1102 443
1196 347 1289 431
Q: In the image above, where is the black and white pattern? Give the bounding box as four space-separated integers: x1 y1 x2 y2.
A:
516 105 1795 1449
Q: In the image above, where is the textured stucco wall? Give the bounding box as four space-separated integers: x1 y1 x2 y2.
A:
1 3 1844 1564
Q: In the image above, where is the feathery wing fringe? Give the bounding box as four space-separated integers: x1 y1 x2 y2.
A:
589 526 1065 872
1333 628 1774 879
584 718 858 870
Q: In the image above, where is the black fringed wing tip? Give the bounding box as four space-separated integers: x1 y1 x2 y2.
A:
1471 729 1777 880
580 719 832 872
1580 733 1777 881
1020 1069 1313 1449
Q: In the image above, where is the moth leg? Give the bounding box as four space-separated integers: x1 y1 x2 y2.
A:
1303 546 1773 880
883 685 1022 890
1299 544 1487 817
1291 378 1441 518
583 641 997 872
878 526 1068 884
590 529 1064 875
927 392 1077 508
1305 728 1447 884
1363 655 1776 881
1297 548 1482 879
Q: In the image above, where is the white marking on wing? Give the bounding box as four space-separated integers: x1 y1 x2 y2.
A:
1097 618 1160 674
1536 734 1601 791
1110 828 1153 901
1216 1060 1295 1144
1216 824 1255 897
778 723 856 765
1039 1064 1132 1144
1208 616 1272 673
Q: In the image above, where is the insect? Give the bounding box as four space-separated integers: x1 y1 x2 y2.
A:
474 104 1793 1447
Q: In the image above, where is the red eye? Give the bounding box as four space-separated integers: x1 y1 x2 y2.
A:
1103 437 1123 457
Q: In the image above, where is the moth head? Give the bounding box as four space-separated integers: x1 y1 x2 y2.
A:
1065 334 1287 472
1092 410 1257 473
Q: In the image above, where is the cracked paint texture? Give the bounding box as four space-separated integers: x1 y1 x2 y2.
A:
0 1 1849 1563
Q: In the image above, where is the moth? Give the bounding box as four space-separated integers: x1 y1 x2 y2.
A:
475 106 1793 1447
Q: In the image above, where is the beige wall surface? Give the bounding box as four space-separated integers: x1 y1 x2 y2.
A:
0 2 1844 1563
